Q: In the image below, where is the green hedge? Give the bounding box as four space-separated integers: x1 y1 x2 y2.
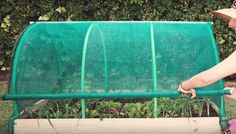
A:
0 0 235 74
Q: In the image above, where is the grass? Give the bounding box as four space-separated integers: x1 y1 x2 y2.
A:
0 81 13 134
225 98 236 119
224 82 236 119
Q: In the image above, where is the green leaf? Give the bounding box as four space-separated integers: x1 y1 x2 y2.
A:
56 7 66 13
3 28 9 32
218 37 225 44
38 15 50 21
6 50 11 55
0 61 3 66
46 114 57 134
1 23 7 28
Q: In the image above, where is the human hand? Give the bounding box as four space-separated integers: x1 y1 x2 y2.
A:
228 18 236 31
177 82 196 99
224 87 236 101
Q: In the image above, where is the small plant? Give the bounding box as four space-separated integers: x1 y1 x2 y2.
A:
21 97 217 119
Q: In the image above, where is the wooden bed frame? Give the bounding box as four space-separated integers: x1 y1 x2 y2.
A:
14 117 222 134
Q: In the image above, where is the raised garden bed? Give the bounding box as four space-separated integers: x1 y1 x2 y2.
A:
21 98 217 119
16 98 225 134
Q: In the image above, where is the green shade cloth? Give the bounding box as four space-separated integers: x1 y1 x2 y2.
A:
6 21 223 111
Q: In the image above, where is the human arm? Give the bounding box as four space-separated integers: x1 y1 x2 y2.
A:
178 50 236 98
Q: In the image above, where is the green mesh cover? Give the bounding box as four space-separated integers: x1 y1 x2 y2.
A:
7 21 223 111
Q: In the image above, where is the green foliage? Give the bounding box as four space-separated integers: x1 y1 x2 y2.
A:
1 15 11 32
21 98 217 119
22 100 81 118
87 100 122 118
19 98 218 133
124 102 147 118
0 82 13 134
225 98 236 119
0 0 235 76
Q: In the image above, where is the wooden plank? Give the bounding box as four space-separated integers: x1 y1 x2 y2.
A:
14 117 222 134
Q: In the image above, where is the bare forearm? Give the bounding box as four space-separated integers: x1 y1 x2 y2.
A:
182 50 236 90
182 72 218 89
